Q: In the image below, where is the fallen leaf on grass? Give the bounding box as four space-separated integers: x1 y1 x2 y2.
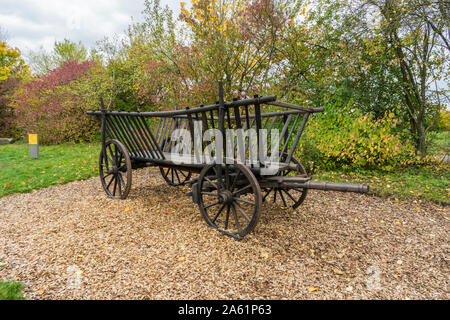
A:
308 287 318 292
178 256 186 262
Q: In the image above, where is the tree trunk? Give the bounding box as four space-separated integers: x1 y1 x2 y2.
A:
416 118 427 156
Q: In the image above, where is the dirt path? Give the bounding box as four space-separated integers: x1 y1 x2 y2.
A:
0 168 448 299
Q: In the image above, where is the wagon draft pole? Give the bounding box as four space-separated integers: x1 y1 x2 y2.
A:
88 82 369 240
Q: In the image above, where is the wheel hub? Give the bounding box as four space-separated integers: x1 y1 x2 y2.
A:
107 165 118 175
219 190 234 204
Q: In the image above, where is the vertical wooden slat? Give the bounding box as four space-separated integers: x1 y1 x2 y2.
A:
286 113 310 164
131 116 157 159
254 95 262 164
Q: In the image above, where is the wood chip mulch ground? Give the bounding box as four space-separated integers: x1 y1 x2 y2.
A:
0 167 448 300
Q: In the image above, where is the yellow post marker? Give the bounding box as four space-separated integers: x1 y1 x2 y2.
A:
29 134 39 158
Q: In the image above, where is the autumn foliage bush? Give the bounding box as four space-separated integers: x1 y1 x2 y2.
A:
12 60 101 144
298 104 416 171
0 41 29 137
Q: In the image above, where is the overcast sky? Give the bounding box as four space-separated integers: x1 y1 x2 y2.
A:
0 0 181 58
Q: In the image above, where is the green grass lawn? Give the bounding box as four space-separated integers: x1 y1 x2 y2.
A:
428 131 450 157
0 142 99 198
0 141 448 204
0 281 26 300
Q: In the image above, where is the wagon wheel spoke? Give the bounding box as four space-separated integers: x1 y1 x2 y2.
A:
282 189 297 202
106 174 115 190
174 169 181 185
107 144 115 166
179 170 187 178
117 174 123 197
204 201 220 210
232 185 252 196
103 172 113 180
231 204 242 234
117 152 124 168
212 204 226 224
233 201 251 223
233 197 255 206
113 144 119 164
263 187 274 201
117 173 126 196
224 205 231 230
279 189 288 207
202 191 218 197
230 168 241 191
204 176 219 189
112 175 118 196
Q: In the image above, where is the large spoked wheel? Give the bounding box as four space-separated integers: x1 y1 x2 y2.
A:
198 164 262 240
262 154 308 209
159 167 192 186
99 139 132 200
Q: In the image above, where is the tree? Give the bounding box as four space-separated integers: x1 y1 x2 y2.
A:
178 0 295 99
0 42 29 81
0 41 30 136
123 0 296 111
29 39 89 74
12 60 99 144
281 0 448 155
346 0 449 155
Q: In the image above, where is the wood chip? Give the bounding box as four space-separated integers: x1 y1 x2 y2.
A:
0 167 448 299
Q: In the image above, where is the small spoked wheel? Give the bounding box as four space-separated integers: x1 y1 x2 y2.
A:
99 139 132 199
198 164 262 240
263 155 308 209
159 167 192 186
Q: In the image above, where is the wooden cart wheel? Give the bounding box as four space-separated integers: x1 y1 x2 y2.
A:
99 139 132 200
262 154 308 209
198 164 262 240
159 167 192 186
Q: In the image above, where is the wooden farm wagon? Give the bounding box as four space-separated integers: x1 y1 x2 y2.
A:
87 82 369 240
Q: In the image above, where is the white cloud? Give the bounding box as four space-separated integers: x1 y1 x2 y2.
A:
0 0 181 57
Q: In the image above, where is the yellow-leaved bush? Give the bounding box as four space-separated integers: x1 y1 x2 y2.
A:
298 107 415 171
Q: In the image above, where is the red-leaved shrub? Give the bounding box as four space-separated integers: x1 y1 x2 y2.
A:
12 60 99 144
